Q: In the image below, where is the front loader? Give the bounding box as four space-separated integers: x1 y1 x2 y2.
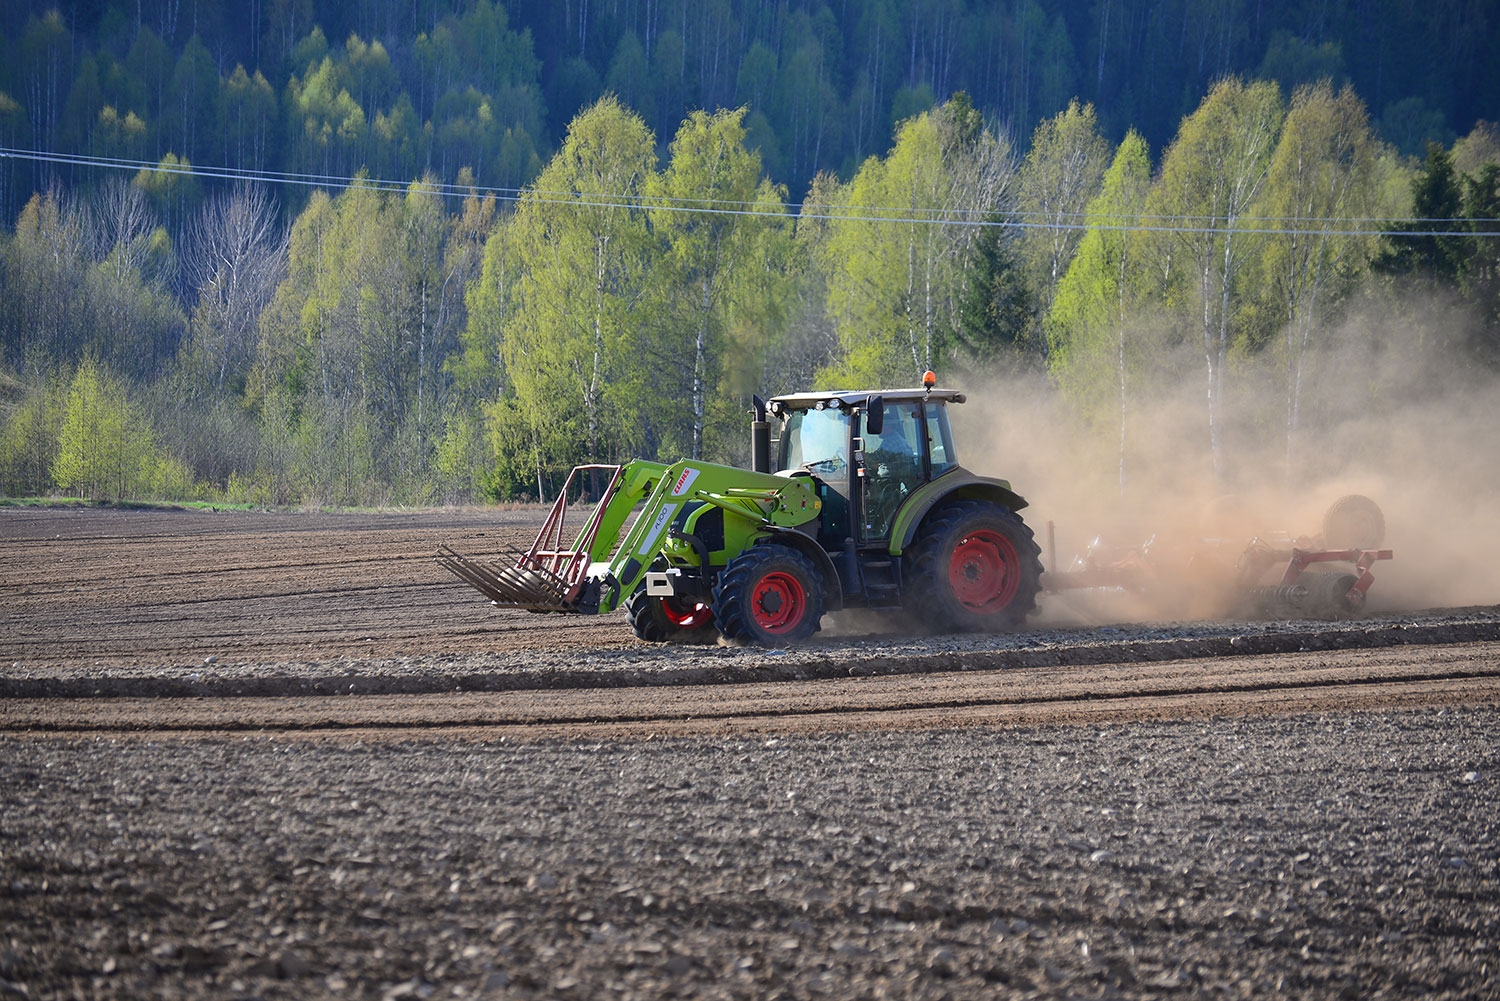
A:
439 374 1044 644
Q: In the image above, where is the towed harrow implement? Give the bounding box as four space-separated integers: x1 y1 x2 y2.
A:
1043 494 1394 620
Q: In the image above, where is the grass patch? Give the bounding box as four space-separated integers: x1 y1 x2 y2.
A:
0 496 548 515
0 496 263 512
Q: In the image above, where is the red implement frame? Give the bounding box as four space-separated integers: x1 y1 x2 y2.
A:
1278 547 1394 611
436 463 625 610
1042 521 1395 616
527 463 624 602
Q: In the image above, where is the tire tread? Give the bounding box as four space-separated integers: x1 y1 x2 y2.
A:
905 499 1043 631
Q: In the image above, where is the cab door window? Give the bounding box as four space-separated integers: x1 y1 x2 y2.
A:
862 403 923 540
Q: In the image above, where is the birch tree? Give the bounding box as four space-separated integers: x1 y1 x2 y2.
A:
1 191 91 366
183 184 288 394
51 357 167 502
1017 99 1111 329
1145 78 1284 481
1047 129 1151 494
821 96 1015 387
645 107 790 459
501 96 656 487
1256 81 1383 479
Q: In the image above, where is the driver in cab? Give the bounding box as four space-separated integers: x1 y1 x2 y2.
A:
865 405 921 537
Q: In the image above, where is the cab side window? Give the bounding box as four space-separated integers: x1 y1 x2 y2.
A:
925 410 956 475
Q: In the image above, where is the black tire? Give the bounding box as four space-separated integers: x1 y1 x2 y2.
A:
905 500 1043 632
712 543 825 645
625 586 717 644
1322 494 1385 551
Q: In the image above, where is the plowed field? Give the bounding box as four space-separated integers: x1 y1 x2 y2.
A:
0 506 626 668
2 506 1497 1001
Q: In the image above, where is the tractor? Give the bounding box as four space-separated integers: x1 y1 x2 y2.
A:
439 373 1044 644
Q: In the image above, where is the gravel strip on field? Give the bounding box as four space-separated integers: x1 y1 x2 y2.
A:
5 607 1500 699
3 707 1496 1001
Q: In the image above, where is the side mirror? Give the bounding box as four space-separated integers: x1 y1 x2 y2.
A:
865 395 884 436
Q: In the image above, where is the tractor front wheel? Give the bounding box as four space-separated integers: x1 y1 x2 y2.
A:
625 587 717 644
713 543 826 645
906 500 1043 632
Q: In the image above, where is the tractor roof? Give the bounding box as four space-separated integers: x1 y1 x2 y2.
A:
767 388 966 414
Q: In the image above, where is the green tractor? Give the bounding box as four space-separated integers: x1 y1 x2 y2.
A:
440 376 1043 644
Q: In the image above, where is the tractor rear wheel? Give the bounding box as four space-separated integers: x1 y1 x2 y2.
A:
713 543 825 645
625 586 717 644
906 500 1043 631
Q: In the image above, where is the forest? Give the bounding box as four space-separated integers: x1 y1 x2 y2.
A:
0 0 1498 507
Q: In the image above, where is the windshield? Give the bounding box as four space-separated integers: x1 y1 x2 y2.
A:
780 408 849 471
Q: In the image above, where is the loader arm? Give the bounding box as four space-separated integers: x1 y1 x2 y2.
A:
439 459 821 615
579 460 670 564
588 460 823 614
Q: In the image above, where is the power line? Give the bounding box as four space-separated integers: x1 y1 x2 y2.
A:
4 145 1499 238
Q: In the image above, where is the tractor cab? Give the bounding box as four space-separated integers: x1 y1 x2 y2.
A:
761 383 964 546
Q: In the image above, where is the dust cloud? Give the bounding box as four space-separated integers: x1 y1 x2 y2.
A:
951 301 1500 624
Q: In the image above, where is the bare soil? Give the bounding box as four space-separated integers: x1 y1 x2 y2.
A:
1 506 1497 1000
0 505 628 669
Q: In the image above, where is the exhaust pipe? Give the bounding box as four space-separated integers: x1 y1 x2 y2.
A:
751 394 772 474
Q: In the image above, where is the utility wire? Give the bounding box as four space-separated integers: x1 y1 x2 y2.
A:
4 145 1499 238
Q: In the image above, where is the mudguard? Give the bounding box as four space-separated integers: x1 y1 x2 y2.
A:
749 527 846 612
888 467 1029 556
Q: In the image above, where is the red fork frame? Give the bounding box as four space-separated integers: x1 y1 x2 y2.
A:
524 464 625 602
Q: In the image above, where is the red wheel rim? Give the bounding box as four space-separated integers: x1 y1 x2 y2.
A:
948 529 1020 613
750 571 806 634
661 597 714 629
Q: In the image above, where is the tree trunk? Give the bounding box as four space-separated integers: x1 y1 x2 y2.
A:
692 277 709 460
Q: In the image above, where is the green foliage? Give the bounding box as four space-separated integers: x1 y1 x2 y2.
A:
94 104 149 160
1378 143 1466 285
1452 122 1500 178
250 171 474 505
1048 130 1151 423
219 65 279 170
433 406 487 503
132 152 200 232
1144 77 1285 479
52 357 132 500
3 1 1499 507
1462 164 1500 347
0 365 64 497
1254 81 1388 473
644 107 793 460
7 0 1492 219
957 220 1036 366
1375 148 1500 360
478 396 542 501
496 96 656 479
0 188 185 382
45 357 198 501
819 97 1016 388
453 204 514 398
1256 31 1347 95
1 191 91 366
1377 97 1455 160
1017 100 1111 331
